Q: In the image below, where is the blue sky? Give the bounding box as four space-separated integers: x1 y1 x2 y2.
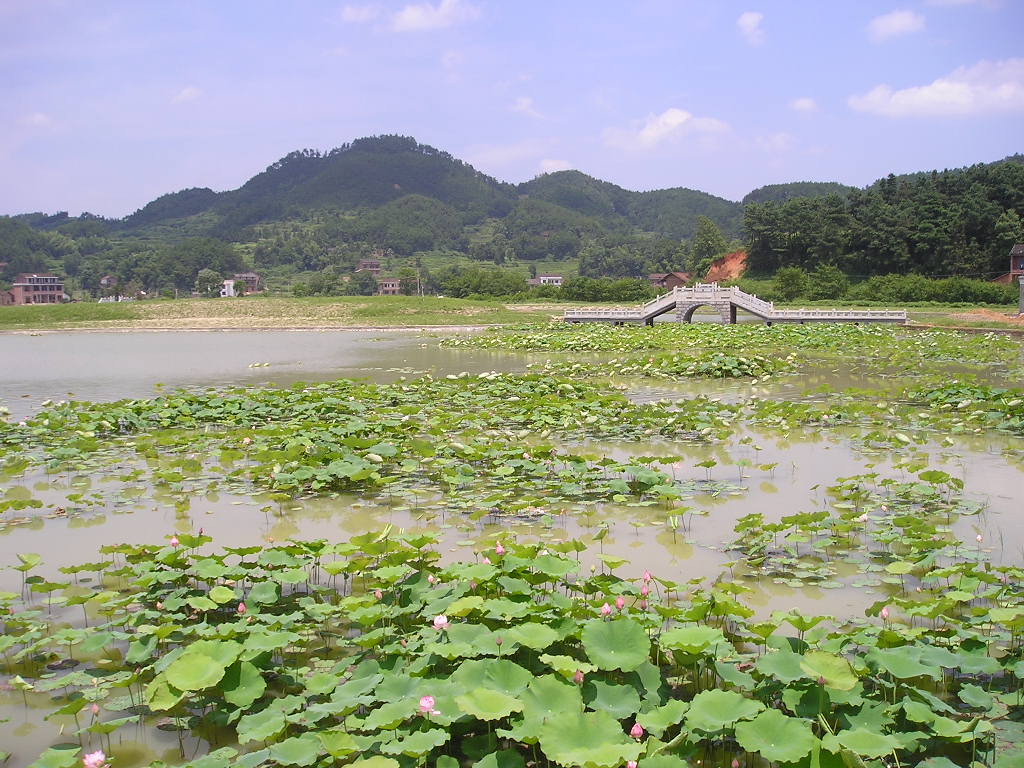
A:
2 0 1021 217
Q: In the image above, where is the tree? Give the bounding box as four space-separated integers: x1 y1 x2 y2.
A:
806 264 849 300
195 269 223 297
688 216 728 274
347 270 378 296
773 266 808 301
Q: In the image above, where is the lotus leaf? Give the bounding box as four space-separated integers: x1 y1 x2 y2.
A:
799 650 857 691
537 710 643 768
269 734 322 766
866 647 941 680
659 624 726 654
456 688 524 720
318 729 358 758
684 689 764 732
452 658 532 696
472 750 526 768
494 624 552 655
144 675 185 711
583 679 641 719
823 728 901 758
734 708 817 761
581 618 651 672
379 728 450 756
164 640 240 691
222 660 266 708
208 585 236 604
356 700 416 731
637 699 689 737
755 649 806 683
236 707 287 744
26 747 80 768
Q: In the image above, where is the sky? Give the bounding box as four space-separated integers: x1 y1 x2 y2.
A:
1 0 1022 218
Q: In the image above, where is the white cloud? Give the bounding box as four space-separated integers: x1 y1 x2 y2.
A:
21 111 54 128
511 96 544 119
790 97 817 112
392 0 479 31
849 58 1024 116
172 86 202 103
737 11 765 46
340 4 379 23
756 132 795 153
539 158 571 173
604 107 729 150
868 9 925 42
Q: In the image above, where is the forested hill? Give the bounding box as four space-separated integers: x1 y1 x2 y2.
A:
744 154 1024 278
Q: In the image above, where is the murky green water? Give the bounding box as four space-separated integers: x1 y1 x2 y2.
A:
1 328 1022 767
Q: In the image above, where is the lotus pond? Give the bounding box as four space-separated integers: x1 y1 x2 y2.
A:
1 323 1023 768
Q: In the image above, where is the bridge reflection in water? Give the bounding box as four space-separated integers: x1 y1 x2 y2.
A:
563 283 907 326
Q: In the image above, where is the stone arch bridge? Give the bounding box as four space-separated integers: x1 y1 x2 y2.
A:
563 284 907 326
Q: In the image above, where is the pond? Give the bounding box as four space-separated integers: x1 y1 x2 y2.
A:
1 323 1023 767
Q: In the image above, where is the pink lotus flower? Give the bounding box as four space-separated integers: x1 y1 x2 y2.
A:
880 606 890 620
628 762 638 768
374 590 383 600
237 602 246 615
242 436 252 445
433 614 449 630
640 584 649 597
642 570 652 583
977 534 983 543
495 541 505 556
482 557 491 564
732 760 740 768
82 751 106 768
640 599 648 611
169 535 179 548
90 703 100 715
428 575 435 584
573 669 584 685
418 695 440 716
630 722 644 739
155 601 163 610
600 602 612 616
615 596 625 611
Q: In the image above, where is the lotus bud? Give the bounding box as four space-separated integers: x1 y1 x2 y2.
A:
495 541 505 556
374 590 383 600
817 676 826 686
428 575 435 584
237 602 246 615
600 602 612 616
642 570 652 583
640 600 648 610
90 703 100 715
732 761 740 768
880 606 890 620
482 557 491 565
573 669 584 685
977 534 983 543
400 638 407 647
495 636 503 646
169 535 179 548
641 584 649 597
615 596 625 611
630 722 644 739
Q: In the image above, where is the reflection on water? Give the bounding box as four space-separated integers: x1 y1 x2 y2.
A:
0 329 1022 767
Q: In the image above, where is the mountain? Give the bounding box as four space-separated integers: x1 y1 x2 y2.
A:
112 136 741 243
742 181 858 205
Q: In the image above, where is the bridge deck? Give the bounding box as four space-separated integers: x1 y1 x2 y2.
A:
563 284 907 325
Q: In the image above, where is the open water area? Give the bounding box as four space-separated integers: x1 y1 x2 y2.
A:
1 327 1022 766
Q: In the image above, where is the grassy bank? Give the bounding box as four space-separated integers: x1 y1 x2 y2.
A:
0 295 561 331
0 294 1019 332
